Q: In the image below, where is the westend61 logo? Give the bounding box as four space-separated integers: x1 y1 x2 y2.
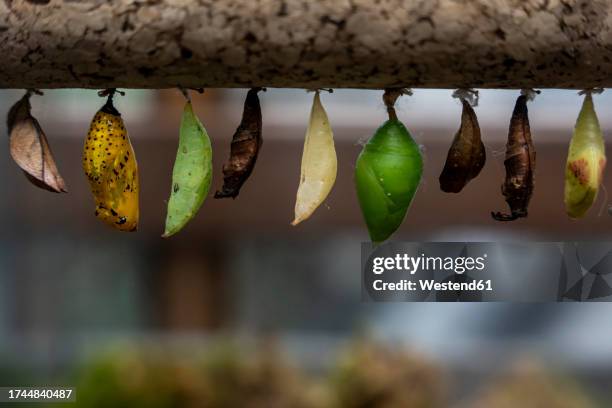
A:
368 251 492 296
371 253 487 275
362 242 612 302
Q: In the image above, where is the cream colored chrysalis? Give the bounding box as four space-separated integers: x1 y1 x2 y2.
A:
291 91 337 225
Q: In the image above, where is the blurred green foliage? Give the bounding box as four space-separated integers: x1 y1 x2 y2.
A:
39 340 603 408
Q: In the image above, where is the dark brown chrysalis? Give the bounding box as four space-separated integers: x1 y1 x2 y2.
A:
491 94 536 221
215 87 263 199
439 98 486 193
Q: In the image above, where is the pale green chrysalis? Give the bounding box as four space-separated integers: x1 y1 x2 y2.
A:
163 100 213 237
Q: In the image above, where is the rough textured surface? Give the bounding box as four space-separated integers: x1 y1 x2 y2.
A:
1 0 611 89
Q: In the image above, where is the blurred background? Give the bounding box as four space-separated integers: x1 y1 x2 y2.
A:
0 88 611 406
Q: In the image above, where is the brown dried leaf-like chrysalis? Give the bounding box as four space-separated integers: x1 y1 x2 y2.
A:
491 95 535 221
7 92 67 193
215 87 263 199
439 98 486 193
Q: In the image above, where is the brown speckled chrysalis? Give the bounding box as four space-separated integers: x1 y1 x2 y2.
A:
439 96 485 193
491 93 536 221
215 87 263 199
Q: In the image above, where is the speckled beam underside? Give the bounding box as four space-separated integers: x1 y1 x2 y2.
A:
1 0 611 89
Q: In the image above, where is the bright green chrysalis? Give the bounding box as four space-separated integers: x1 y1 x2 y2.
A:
355 90 423 243
163 100 213 237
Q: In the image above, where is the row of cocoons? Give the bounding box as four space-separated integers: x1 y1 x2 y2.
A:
5 87 606 242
